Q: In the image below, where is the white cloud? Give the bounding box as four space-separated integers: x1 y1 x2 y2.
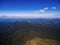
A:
39 9 45 13
43 7 48 10
52 7 56 9
34 9 46 13
34 7 48 13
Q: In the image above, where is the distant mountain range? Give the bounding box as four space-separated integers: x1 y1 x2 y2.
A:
0 16 60 24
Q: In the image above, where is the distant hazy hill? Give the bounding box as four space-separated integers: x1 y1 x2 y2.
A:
0 17 60 24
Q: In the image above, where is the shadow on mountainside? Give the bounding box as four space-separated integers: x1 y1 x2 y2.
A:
0 21 60 45
12 30 60 45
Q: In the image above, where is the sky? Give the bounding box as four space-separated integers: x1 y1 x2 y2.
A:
0 0 60 18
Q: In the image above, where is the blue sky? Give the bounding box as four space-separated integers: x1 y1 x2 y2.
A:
0 0 60 18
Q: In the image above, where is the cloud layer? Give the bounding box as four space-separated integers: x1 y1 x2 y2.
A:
0 6 59 18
